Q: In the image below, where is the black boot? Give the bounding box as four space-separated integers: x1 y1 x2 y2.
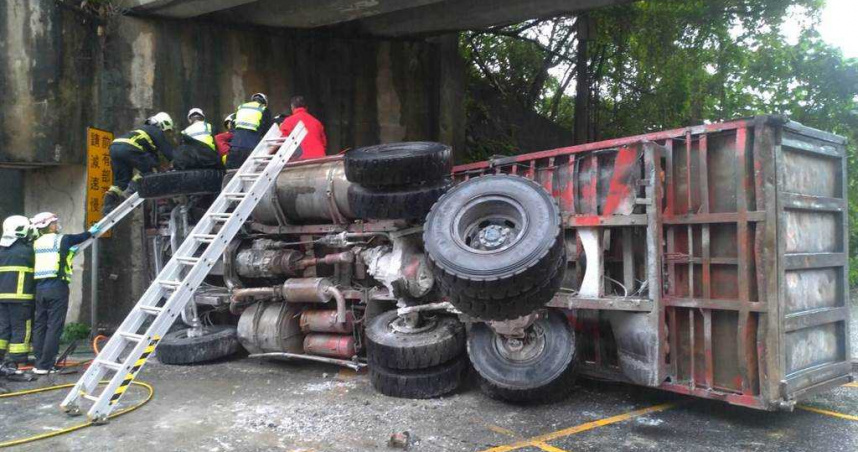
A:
0 361 20 377
103 190 123 216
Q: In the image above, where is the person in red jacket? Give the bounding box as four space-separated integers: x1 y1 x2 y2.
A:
214 114 235 166
279 96 327 161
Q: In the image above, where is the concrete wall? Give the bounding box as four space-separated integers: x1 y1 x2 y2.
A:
0 1 98 165
0 1 465 329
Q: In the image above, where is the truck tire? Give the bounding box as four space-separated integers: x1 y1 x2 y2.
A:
467 310 577 404
349 179 451 220
366 310 465 370
344 142 451 187
424 175 565 320
156 325 241 365
437 250 565 321
138 169 224 199
370 354 468 399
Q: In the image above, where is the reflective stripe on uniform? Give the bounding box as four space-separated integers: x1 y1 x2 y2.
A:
8 318 31 355
235 102 264 131
182 121 216 150
0 265 34 300
113 129 156 153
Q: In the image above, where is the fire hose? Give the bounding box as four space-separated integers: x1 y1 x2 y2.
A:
0 336 154 449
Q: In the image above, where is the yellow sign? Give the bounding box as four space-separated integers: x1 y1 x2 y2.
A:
86 127 114 238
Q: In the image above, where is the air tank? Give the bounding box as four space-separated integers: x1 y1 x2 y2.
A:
252 159 354 224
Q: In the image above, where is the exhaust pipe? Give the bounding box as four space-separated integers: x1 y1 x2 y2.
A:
230 277 347 323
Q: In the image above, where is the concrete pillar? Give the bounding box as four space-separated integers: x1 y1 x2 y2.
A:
435 33 466 163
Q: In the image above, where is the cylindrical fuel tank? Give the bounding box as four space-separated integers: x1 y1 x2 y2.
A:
300 310 355 334
253 160 354 225
303 334 355 359
237 302 304 354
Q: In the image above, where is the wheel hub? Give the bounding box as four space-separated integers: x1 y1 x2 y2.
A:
453 195 528 254
494 323 546 362
390 314 437 334
478 225 512 250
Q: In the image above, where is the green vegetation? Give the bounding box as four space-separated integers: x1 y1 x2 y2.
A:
61 322 91 344
461 0 858 283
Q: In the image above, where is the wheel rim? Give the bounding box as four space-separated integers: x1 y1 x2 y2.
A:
492 323 546 364
452 195 528 254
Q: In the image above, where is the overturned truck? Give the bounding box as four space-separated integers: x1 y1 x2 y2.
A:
140 115 852 410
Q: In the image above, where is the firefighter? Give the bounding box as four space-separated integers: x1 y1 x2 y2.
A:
226 93 272 169
214 114 235 167
172 108 222 170
102 112 176 215
279 95 327 161
0 216 35 377
29 212 97 375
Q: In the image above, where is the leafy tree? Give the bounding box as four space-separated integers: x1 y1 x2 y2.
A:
462 0 858 282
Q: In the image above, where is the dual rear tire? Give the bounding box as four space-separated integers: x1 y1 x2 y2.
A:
344 142 452 220
365 310 467 399
424 175 566 321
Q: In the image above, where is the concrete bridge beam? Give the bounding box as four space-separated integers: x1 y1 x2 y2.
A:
128 0 259 18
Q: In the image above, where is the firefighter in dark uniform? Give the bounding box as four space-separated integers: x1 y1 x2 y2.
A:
0 215 35 378
172 108 222 170
226 93 272 169
102 112 176 214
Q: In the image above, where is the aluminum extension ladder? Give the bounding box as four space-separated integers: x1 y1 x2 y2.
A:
73 192 145 254
61 122 308 422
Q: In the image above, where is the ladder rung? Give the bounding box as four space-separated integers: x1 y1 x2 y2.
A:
207 213 232 222
193 234 216 242
93 358 123 372
157 279 182 288
119 332 145 343
81 392 100 403
138 305 164 315
175 256 201 265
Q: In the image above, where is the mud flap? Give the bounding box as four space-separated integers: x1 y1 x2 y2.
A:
606 311 660 386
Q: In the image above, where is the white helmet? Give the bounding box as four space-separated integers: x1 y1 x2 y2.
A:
150 112 174 131
0 215 30 247
251 93 268 105
187 108 205 122
30 212 59 230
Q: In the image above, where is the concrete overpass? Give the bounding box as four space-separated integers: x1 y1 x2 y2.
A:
128 0 629 36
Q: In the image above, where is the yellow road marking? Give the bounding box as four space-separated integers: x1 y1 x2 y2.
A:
844 382 858 388
484 424 569 452
533 442 569 452
480 403 676 452
798 405 858 422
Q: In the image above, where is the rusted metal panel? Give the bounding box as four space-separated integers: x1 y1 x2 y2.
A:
452 115 851 410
